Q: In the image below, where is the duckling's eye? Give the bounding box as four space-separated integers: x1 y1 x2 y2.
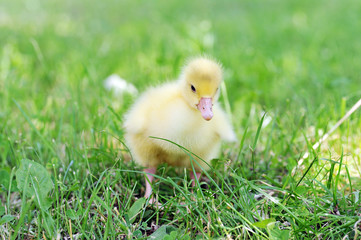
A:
191 85 196 93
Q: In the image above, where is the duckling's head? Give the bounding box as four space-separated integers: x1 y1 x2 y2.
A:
179 57 222 121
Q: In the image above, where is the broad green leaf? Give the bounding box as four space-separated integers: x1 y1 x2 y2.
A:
16 159 54 210
267 222 290 240
0 215 15 225
133 229 143 239
151 229 169 240
295 185 308 195
66 209 77 220
149 225 178 240
128 197 145 223
0 205 5 216
164 230 180 240
66 209 83 220
253 218 276 228
0 170 10 192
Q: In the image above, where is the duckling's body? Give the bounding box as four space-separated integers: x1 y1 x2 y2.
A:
125 82 235 170
124 57 236 201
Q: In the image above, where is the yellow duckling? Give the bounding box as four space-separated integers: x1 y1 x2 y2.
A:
124 57 236 201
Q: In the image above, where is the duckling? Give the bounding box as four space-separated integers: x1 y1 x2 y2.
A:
123 57 236 202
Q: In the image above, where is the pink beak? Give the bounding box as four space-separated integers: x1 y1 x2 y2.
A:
197 97 213 121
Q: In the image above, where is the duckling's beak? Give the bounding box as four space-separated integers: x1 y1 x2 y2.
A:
197 97 213 121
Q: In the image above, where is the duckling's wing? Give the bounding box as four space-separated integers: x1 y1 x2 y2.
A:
123 83 177 134
213 105 237 142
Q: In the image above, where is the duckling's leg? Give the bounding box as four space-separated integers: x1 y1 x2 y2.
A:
190 171 201 187
144 167 156 199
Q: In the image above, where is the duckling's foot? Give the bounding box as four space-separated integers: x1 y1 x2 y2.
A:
147 196 162 208
144 167 156 199
190 171 201 188
144 167 162 208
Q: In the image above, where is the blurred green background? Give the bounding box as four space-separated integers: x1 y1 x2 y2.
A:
2 0 360 109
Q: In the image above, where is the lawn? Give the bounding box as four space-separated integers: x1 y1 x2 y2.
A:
0 0 361 239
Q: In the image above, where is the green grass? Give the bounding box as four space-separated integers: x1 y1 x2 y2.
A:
1 0 361 239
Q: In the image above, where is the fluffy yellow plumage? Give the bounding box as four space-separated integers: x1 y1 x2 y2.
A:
123 57 236 201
